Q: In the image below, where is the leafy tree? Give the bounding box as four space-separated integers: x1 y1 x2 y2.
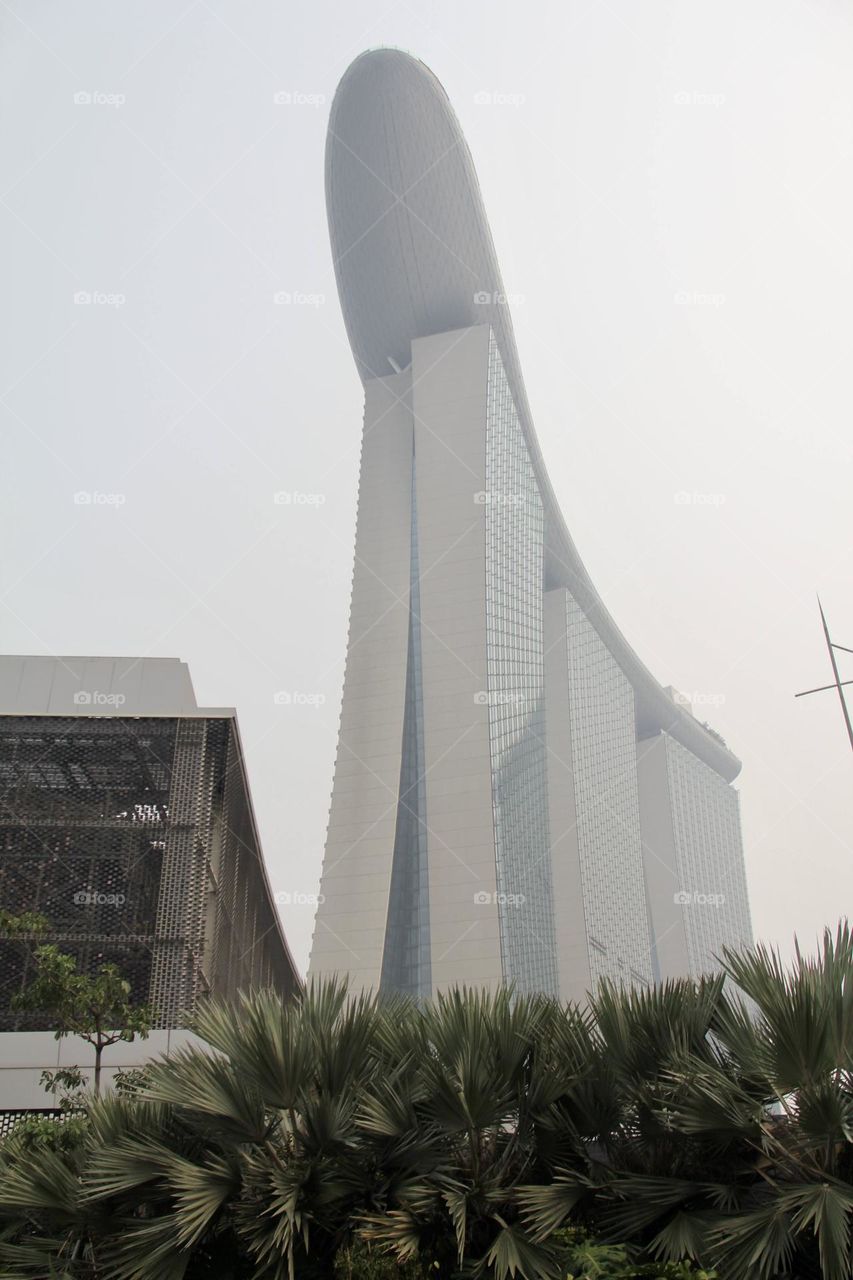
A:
13 944 152 1095
0 908 49 937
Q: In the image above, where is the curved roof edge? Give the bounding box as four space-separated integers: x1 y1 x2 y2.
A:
325 48 741 783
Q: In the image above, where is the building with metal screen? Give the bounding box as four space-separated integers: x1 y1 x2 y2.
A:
0 656 299 1046
305 48 753 1000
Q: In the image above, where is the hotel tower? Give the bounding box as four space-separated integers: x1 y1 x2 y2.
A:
309 50 752 1002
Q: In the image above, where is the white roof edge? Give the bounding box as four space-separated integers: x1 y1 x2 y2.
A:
0 655 232 719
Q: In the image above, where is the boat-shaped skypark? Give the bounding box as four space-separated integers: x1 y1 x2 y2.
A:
310 49 753 1001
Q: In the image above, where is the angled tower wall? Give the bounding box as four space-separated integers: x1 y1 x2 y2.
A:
310 373 415 989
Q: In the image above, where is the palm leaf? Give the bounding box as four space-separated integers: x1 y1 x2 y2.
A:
516 1171 591 1240
482 1221 560 1280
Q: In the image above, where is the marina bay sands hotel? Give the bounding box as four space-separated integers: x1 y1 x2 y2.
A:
309 49 752 1002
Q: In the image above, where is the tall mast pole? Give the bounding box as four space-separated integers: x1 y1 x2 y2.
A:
817 596 853 754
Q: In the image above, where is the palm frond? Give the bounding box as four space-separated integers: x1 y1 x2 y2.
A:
482 1221 560 1280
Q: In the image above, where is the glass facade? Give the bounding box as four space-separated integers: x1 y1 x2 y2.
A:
380 458 431 998
562 592 654 989
485 332 559 997
663 733 753 975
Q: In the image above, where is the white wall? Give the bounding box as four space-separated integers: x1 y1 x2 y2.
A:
411 325 503 993
309 371 414 990
0 1028 207 1111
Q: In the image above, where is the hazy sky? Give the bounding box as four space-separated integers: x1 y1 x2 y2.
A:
1 0 851 975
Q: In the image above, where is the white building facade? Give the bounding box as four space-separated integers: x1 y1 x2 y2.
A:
309 49 753 1001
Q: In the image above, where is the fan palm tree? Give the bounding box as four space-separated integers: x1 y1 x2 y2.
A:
518 976 749 1262
0 1114 98 1280
358 985 600 1278
80 978 391 1279
3 924 849 1280
681 923 853 1280
520 924 853 1280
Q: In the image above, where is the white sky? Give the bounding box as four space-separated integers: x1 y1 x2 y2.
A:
1 0 851 975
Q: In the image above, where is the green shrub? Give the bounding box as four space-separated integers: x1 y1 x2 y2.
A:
554 1229 718 1280
334 1236 434 1279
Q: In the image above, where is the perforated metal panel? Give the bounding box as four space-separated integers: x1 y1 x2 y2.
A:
0 1108 63 1138
0 715 298 1031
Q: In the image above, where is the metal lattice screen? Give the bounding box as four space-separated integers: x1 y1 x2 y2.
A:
0 714 296 1032
0 1109 63 1139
